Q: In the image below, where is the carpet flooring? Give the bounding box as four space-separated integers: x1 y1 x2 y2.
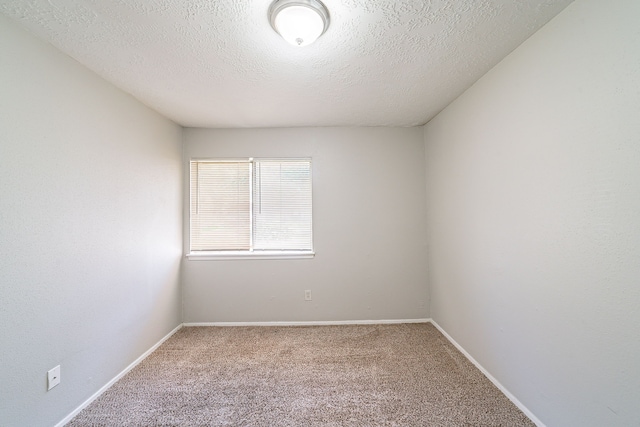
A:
67 323 535 426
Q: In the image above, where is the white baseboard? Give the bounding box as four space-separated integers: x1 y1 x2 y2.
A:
55 323 183 427
183 318 431 327
428 319 546 427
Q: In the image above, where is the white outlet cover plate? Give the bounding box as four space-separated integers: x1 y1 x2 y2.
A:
48 365 60 390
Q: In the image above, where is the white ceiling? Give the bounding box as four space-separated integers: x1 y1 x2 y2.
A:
1 0 573 128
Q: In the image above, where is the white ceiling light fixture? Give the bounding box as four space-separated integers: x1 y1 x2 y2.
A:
269 0 330 47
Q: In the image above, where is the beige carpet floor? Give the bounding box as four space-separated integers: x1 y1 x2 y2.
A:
67 323 535 426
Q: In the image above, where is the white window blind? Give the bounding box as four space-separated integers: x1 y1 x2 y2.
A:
253 161 313 250
190 161 251 251
189 158 313 255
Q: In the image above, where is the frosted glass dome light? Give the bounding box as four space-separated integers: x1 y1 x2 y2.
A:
269 0 330 47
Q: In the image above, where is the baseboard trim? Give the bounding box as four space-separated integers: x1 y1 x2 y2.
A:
428 319 546 427
55 323 183 427
184 318 431 327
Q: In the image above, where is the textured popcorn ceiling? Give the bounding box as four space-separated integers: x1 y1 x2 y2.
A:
1 0 573 128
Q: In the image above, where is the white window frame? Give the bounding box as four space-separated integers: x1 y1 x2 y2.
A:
187 157 314 261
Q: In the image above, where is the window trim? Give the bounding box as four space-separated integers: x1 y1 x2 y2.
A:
187 157 314 260
186 250 315 261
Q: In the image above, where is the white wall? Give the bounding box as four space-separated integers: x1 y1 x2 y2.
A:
183 127 428 323
0 15 183 427
424 0 640 426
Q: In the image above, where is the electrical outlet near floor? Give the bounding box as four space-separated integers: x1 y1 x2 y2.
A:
48 365 60 390
304 290 312 301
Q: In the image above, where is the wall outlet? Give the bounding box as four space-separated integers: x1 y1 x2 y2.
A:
48 365 60 390
304 290 312 301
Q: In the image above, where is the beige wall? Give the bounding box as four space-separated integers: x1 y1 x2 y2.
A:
0 15 183 427
424 0 640 425
182 127 429 323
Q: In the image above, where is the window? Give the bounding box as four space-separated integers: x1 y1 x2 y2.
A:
188 158 313 259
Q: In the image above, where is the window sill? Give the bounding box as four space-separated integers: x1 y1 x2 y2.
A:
186 251 315 261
